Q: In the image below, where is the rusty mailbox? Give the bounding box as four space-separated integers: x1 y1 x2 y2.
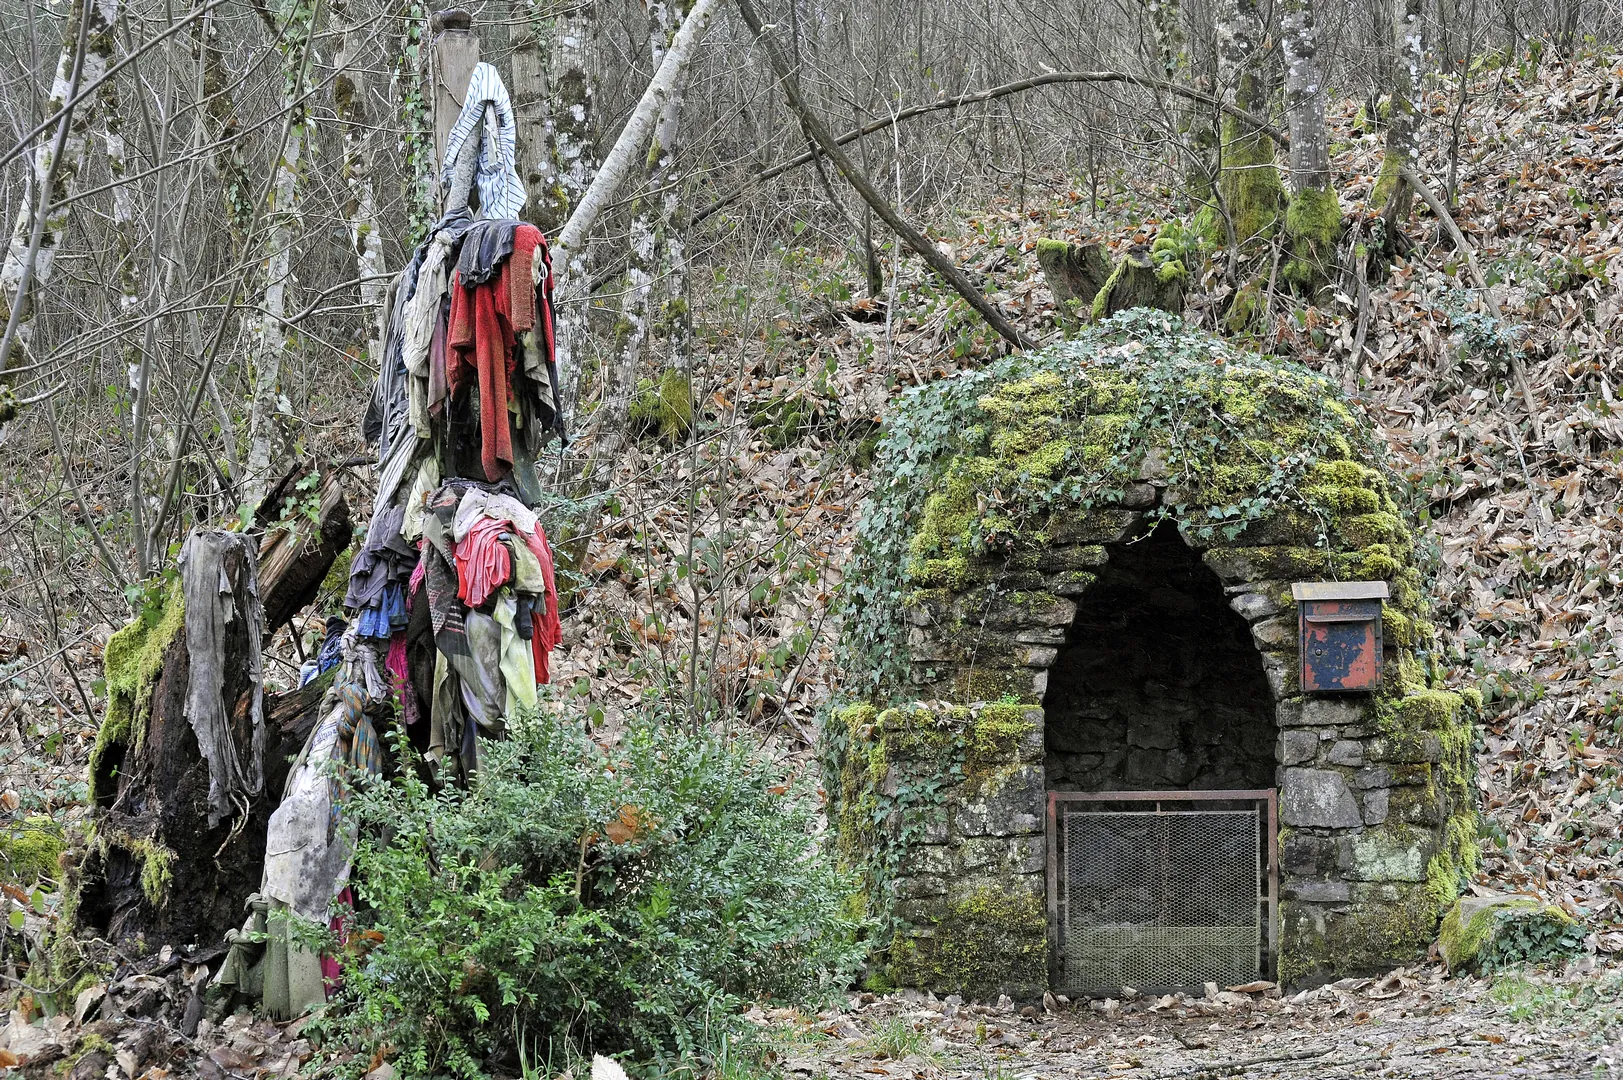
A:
1291 581 1389 693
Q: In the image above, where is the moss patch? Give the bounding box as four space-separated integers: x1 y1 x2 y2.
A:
1438 897 1584 974
629 368 694 442
1282 187 1344 292
1 816 65 886
91 583 185 804
887 884 1047 997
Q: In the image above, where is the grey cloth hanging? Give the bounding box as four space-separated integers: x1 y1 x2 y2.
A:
179 529 266 828
440 63 528 220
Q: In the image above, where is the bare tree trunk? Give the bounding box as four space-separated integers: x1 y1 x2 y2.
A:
0 0 120 381
1280 0 1341 291
601 0 691 442
536 1 598 232
510 0 553 231
1212 0 1286 248
245 1 320 506
1374 0 1423 229
333 0 387 369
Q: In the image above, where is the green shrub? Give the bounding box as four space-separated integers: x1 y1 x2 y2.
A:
332 711 866 1077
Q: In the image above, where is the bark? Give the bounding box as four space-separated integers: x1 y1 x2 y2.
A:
1213 0 1286 246
245 0 320 506
196 7 253 255
75 505 350 953
1375 0 1424 227
1281 0 1341 291
253 465 352 639
1036 240 1112 326
0 0 119 379
1093 246 1184 318
535 1 598 233
602 0 690 440
509 0 552 230
332 0 387 370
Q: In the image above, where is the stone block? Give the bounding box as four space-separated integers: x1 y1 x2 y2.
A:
1019 645 1059 668
1340 828 1429 882
906 845 954 876
1015 626 1067 645
956 836 1045 876
1438 896 1583 973
1287 880 1352 903
955 765 1044 837
1250 616 1294 649
1260 652 1298 698
1201 546 1330 584
894 874 948 899
1367 733 1442 763
1279 729 1319 766
1035 545 1108 572
1127 720 1181 751
1280 768 1364 828
1327 740 1366 767
1301 697 1370 727
1361 788 1389 825
1050 508 1139 544
1281 831 1338 876
1231 586 1286 621
1122 482 1159 509
1351 766 1391 790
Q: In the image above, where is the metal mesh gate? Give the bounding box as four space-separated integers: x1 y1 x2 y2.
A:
1047 790 1277 995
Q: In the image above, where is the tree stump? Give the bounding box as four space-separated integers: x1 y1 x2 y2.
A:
1093 244 1185 320
1035 239 1111 326
70 477 351 961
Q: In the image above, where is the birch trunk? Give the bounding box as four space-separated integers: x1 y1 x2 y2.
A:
510 0 553 231
1374 0 1424 227
0 0 119 378
245 0 319 506
333 0 387 370
601 0 691 441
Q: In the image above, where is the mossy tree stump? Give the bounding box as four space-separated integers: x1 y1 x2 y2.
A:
1035 239 1111 326
72 490 351 961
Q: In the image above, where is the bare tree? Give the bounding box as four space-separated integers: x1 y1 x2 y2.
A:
1281 0 1341 290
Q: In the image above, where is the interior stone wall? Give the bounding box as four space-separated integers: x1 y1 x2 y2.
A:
1044 528 1276 792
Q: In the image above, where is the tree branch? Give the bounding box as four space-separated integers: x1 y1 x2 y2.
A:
734 0 1035 350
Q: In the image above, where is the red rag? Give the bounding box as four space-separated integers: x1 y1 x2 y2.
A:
447 270 516 479
520 523 563 684
509 225 541 331
454 516 513 609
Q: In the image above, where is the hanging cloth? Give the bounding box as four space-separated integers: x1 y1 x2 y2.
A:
439 63 528 220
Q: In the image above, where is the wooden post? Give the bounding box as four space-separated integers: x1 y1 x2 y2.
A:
427 9 480 182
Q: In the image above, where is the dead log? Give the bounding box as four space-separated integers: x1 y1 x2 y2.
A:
254 465 351 639
1035 239 1111 326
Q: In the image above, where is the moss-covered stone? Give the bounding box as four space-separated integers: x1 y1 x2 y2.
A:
1438 896 1583 974
1 816 65 886
887 882 1047 997
1280 881 1439 984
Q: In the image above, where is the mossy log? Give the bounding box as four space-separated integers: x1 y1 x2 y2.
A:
254 466 351 639
1034 239 1111 325
70 505 351 959
1092 245 1184 319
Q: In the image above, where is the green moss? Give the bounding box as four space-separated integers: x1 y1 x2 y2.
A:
1281 187 1344 292
1438 898 1582 973
887 884 1047 996
1216 116 1288 245
91 583 185 803
964 704 1035 781
1 817 65 885
1280 882 1439 985
628 368 695 443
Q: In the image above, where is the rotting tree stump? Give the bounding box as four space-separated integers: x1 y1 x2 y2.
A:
1094 243 1184 319
70 469 350 960
1035 239 1111 326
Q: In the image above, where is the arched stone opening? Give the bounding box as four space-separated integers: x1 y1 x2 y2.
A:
1044 526 1276 793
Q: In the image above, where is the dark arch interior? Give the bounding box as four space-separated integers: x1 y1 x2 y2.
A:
1044 525 1277 792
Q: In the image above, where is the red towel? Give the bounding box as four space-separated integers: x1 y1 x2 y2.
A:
509 225 541 331
447 270 517 480
454 516 513 610
520 523 563 685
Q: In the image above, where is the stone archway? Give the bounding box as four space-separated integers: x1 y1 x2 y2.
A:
827 325 1481 999
1043 524 1276 793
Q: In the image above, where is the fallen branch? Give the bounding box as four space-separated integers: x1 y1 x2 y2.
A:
1399 163 1542 442
735 0 1035 350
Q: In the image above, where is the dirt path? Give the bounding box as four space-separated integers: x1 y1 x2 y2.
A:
765 964 1623 1080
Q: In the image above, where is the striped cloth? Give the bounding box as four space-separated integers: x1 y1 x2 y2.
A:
440 62 528 220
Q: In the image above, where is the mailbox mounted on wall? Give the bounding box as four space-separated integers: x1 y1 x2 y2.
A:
1292 581 1390 693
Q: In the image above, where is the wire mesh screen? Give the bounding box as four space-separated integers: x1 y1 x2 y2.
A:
1052 794 1272 995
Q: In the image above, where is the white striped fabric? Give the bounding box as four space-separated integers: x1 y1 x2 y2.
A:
440 62 529 220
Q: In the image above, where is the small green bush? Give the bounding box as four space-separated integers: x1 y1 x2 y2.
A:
333 711 866 1077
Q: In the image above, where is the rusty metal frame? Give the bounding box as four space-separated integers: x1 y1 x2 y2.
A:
1046 788 1279 992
